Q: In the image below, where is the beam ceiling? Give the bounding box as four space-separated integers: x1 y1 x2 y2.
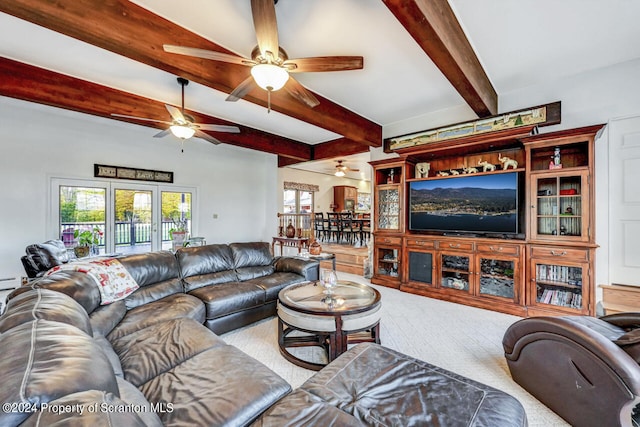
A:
0 0 499 164
383 0 498 117
0 58 312 160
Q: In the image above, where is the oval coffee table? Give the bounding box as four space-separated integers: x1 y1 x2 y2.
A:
277 280 381 371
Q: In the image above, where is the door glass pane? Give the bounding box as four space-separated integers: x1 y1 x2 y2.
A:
283 190 296 214
479 258 515 299
115 189 153 255
59 186 106 255
299 191 312 213
440 254 470 291
162 191 192 250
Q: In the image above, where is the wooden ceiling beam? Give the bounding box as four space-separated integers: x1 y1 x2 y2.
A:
0 0 382 148
383 0 498 117
0 57 311 160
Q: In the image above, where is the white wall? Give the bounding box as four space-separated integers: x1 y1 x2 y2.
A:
0 96 278 282
278 167 370 214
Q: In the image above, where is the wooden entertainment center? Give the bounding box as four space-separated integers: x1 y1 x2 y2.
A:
370 123 604 317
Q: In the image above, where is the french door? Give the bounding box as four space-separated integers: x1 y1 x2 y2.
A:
51 178 195 255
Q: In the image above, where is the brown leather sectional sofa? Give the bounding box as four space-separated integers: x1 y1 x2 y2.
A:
1 241 528 426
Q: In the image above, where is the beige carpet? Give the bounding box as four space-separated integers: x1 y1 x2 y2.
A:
222 272 569 426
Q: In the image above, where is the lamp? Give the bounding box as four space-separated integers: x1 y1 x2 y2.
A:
170 124 196 140
251 64 289 91
335 169 345 177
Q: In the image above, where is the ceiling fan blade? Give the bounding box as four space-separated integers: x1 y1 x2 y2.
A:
251 0 279 59
165 104 186 123
153 129 171 138
283 77 320 108
163 45 253 66
226 75 258 102
197 124 241 133
285 56 364 73
111 113 172 125
350 168 360 172
194 129 222 145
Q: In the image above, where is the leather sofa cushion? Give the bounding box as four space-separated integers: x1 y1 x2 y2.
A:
107 293 205 341
265 343 527 427
0 319 119 426
176 244 235 277
182 269 239 292
0 288 92 336
231 242 273 268
94 335 124 378
90 300 127 337
139 342 291 427
245 272 307 301
25 239 69 271
274 257 320 281
116 377 163 427
119 250 180 287
111 318 227 386
123 277 184 310
19 390 149 427
188 281 265 319
237 264 275 281
15 270 102 314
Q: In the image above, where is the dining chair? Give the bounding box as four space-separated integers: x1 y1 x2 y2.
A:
313 212 328 241
326 212 341 243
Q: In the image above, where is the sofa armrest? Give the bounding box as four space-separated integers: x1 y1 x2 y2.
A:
504 316 640 390
274 257 319 281
601 312 640 329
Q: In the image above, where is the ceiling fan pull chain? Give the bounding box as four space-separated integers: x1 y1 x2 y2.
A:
181 139 185 153
267 89 272 114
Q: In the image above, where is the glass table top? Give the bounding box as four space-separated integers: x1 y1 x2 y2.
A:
279 280 380 315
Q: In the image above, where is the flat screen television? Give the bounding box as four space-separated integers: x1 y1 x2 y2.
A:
409 172 523 238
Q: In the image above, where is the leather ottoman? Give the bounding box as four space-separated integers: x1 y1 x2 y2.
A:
253 342 527 426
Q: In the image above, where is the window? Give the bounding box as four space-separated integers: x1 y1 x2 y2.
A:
51 178 196 254
283 189 314 214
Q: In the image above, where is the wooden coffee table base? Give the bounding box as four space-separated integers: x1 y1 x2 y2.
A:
277 313 381 371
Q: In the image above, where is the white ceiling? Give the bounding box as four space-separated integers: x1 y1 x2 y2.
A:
2 0 640 180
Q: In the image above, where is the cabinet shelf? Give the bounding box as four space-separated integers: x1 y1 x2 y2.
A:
379 258 399 264
442 268 469 274
536 280 582 290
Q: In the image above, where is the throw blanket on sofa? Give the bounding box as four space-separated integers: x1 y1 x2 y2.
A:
45 258 139 305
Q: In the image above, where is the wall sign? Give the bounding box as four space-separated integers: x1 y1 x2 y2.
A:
94 164 173 183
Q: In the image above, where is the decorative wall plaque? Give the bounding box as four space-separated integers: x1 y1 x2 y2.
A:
384 101 561 152
94 164 173 183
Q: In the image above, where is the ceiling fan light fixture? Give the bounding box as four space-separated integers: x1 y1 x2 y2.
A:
251 63 289 91
335 169 345 177
170 124 196 140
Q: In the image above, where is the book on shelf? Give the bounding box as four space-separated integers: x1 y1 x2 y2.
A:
539 288 582 308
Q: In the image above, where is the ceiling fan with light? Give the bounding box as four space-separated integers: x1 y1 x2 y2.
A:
111 77 240 151
163 0 363 112
333 160 360 177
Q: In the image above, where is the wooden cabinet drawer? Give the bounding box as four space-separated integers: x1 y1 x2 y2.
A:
477 243 520 256
405 238 436 249
375 236 402 246
440 241 474 251
530 246 589 261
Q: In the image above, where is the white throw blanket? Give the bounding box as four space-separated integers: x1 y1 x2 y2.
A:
45 258 139 305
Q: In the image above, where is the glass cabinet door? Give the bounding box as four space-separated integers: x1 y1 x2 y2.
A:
531 171 588 242
440 253 471 292
533 262 584 310
376 186 400 231
478 257 515 300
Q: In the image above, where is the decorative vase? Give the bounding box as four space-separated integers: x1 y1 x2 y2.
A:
74 245 90 258
309 239 322 255
285 221 296 238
